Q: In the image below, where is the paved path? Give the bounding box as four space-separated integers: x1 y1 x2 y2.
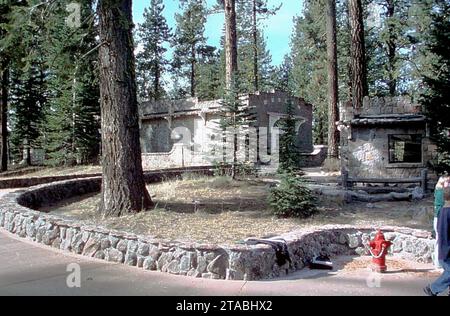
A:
0 228 441 296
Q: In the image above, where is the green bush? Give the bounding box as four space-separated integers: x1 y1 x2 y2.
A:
268 173 317 218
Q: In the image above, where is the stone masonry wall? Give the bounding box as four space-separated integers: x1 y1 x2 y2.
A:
0 171 435 281
340 97 433 179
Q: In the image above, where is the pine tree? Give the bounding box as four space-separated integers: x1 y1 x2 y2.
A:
172 0 207 97
234 0 275 93
290 0 328 145
45 0 100 166
196 45 223 100
422 0 450 170
219 76 256 179
326 0 339 158
97 0 153 216
9 62 47 166
278 99 300 173
349 0 368 108
3 0 49 165
271 54 293 93
136 0 171 101
0 0 27 170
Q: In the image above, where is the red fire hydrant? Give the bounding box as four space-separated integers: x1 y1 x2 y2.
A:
368 230 392 273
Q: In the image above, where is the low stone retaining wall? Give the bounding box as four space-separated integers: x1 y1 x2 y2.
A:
0 170 435 281
0 173 101 189
0 165 216 190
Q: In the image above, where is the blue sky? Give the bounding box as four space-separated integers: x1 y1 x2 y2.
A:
132 0 303 66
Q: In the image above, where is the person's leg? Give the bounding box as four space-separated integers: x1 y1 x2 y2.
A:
433 217 441 269
430 259 450 295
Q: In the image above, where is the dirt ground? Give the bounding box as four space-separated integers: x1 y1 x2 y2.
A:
42 175 435 244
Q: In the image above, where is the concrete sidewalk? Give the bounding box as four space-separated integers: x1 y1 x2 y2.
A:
0 228 441 296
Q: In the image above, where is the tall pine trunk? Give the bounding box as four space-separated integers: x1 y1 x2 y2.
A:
386 0 397 96
224 0 238 89
252 0 259 92
97 0 153 217
349 0 368 108
327 0 339 159
190 46 196 97
0 66 8 172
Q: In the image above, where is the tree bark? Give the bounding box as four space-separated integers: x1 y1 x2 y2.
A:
0 65 8 172
191 46 196 97
224 0 238 89
349 0 368 108
252 0 259 92
97 0 153 217
385 0 397 97
327 0 339 158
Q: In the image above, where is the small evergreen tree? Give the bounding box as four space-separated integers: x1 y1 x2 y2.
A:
219 76 256 179
268 173 317 218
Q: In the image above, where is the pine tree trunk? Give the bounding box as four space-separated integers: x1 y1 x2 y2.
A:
0 65 8 172
224 0 238 89
190 46 196 97
154 56 160 101
252 0 259 92
349 0 368 108
327 0 339 159
97 0 153 217
26 146 31 166
386 0 397 97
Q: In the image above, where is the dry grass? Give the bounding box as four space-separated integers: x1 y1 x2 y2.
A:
43 176 435 245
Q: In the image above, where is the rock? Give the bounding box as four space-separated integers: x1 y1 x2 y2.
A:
105 248 124 263
338 233 347 245
157 252 174 271
100 238 111 250
143 257 157 271
127 240 138 253
69 232 85 254
207 254 229 277
166 260 181 275
26 222 36 238
196 256 208 274
137 256 145 268
125 252 137 266
180 253 196 272
52 238 62 249
411 187 424 201
226 268 244 281
347 233 362 249
83 237 101 257
116 240 128 253
355 247 369 256
137 242 150 256
187 269 201 278
148 246 161 261
109 236 119 248
94 250 105 260
202 272 222 280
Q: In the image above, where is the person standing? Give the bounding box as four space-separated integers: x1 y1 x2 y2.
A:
424 184 450 296
433 175 448 268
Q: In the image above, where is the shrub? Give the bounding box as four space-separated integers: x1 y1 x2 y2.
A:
268 173 317 218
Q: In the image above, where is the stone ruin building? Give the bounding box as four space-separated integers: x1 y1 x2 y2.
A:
139 91 327 170
338 96 437 192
